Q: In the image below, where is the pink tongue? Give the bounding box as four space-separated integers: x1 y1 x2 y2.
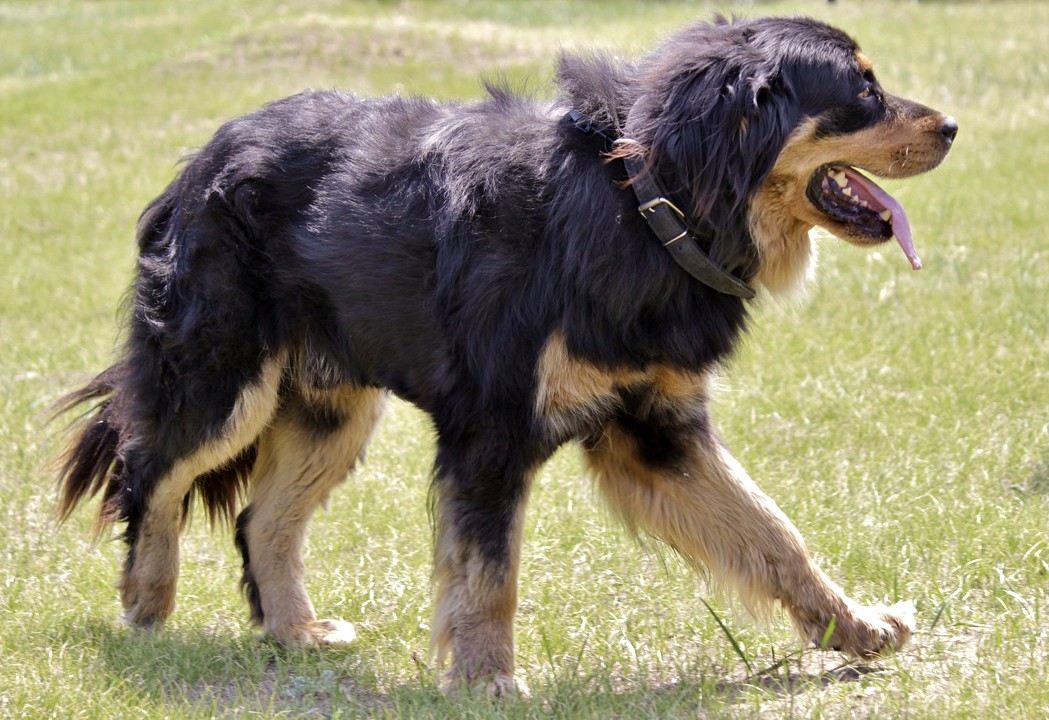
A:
842 168 921 270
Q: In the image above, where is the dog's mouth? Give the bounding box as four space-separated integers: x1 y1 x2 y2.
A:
806 164 921 270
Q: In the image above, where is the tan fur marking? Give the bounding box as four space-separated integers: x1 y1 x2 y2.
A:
650 365 705 402
247 385 386 647
584 381 914 657
748 172 817 297
536 332 647 412
535 336 712 435
535 332 649 437
855 51 875 75
121 357 286 626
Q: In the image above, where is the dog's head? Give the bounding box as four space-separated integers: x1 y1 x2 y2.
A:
616 16 957 294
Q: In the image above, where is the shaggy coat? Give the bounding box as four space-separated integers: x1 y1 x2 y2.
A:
55 16 956 694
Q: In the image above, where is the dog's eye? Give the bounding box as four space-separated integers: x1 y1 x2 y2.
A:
858 84 875 100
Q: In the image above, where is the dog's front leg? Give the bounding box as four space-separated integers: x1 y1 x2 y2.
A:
583 395 914 658
429 439 534 697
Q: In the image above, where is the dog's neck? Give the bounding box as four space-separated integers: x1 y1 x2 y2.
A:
747 187 817 298
621 152 756 299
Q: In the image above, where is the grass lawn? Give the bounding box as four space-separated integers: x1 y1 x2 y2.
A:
2 0 1048 717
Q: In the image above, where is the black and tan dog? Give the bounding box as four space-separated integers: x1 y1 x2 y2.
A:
54 16 956 694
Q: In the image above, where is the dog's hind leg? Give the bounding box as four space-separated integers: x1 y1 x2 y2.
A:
584 372 914 659
236 385 386 647
120 358 284 627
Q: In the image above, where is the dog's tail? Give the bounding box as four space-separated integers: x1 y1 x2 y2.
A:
51 362 130 535
52 184 261 535
51 355 258 537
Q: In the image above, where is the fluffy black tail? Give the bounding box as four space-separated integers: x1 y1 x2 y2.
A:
52 361 258 534
51 363 129 535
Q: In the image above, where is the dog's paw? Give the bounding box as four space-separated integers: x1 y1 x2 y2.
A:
312 618 358 646
267 618 356 648
121 606 167 630
120 590 176 630
119 571 178 630
444 670 529 700
819 600 915 657
486 672 529 699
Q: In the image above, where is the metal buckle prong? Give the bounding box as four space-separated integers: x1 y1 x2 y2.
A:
637 196 686 220
663 230 688 247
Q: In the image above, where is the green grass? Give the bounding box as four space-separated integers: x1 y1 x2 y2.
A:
2 0 1048 717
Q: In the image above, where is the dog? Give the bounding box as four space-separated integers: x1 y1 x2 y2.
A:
53 15 956 695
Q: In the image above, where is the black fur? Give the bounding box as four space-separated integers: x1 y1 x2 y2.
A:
234 505 264 624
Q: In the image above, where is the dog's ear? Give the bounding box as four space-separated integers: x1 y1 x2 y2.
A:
629 39 801 271
649 63 796 219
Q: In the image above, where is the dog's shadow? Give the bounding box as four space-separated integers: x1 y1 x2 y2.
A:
59 618 887 713
713 660 885 701
547 658 887 713
55 618 395 712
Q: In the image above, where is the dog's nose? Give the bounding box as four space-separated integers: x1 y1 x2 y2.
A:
940 116 959 145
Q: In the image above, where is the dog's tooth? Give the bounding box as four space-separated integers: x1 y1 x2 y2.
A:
842 187 853 198
830 170 847 186
879 210 892 221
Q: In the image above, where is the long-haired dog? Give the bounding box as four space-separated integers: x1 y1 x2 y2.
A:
54 16 956 694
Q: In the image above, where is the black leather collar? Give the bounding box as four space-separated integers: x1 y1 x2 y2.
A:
566 111 756 300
